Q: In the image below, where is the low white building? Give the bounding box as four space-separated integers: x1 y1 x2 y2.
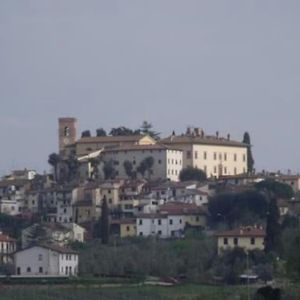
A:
0 199 22 216
102 144 183 182
14 244 79 276
136 202 207 238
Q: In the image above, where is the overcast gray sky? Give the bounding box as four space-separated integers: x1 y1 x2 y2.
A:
1 0 300 175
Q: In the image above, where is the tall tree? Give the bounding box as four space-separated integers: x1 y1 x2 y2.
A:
103 160 117 180
140 121 160 140
81 130 91 138
96 128 107 137
242 132 254 173
123 160 135 179
265 197 281 253
48 153 61 182
65 154 80 182
100 196 110 244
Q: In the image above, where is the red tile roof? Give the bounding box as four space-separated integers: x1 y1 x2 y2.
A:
158 202 206 215
215 226 266 238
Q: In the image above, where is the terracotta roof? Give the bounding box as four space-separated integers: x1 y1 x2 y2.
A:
161 134 247 148
102 144 182 153
215 226 266 238
137 213 168 219
77 135 152 144
111 218 136 225
0 179 30 188
0 233 16 242
159 202 206 215
16 244 78 254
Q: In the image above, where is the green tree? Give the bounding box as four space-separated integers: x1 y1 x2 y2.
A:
143 156 154 178
179 166 207 182
140 121 160 140
81 130 91 137
48 153 61 182
265 198 281 253
286 230 300 278
96 128 107 137
123 160 135 179
65 154 80 182
255 179 294 199
110 127 139 136
100 197 110 244
242 132 255 173
103 160 117 180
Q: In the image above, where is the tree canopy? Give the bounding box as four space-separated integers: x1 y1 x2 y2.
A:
81 130 91 138
179 166 207 182
255 179 294 199
96 128 107 137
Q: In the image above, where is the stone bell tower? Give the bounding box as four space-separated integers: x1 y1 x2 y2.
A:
58 117 77 155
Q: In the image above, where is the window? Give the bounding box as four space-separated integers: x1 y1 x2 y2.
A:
133 160 136 165
139 219 142 225
224 153 227 161
39 267 43 273
234 153 237 161
158 230 162 235
158 219 161 225
158 160 162 164
203 152 207 160
234 238 238 246
26 267 31 273
186 151 191 159
234 167 237 175
223 238 228 245
224 167 227 174
243 154 246 162
213 152 217 160
126 226 130 232
194 151 198 159
38 254 43 261
108 190 111 194
214 166 217 174
169 219 173 225
139 232 143 236
251 238 255 245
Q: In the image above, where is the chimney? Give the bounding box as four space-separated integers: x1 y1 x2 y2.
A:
186 127 192 135
227 134 230 141
216 131 219 139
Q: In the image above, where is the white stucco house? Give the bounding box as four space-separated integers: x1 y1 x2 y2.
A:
14 244 79 277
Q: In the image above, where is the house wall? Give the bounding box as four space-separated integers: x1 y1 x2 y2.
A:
217 236 265 255
120 223 136 238
102 149 183 182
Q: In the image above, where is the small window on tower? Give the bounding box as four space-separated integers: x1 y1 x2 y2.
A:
64 126 70 137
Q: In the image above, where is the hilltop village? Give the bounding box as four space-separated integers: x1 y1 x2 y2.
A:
0 118 300 287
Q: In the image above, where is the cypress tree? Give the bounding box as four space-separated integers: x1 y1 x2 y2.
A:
100 196 110 244
265 197 281 253
242 132 255 173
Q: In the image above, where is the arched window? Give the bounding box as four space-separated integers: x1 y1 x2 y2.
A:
64 126 70 137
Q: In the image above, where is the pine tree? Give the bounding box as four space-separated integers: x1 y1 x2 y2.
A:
242 132 255 173
100 196 110 244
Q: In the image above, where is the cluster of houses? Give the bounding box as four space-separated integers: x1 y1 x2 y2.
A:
0 118 300 277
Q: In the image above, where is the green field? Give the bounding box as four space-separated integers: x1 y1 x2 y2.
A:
0 283 298 300
0 284 254 300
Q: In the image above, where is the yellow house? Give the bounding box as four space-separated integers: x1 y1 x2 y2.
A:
100 181 123 208
111 219 137 238
215 226 266 255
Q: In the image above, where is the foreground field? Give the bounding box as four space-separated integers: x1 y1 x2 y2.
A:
0 283 299 300
0 284 252 300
